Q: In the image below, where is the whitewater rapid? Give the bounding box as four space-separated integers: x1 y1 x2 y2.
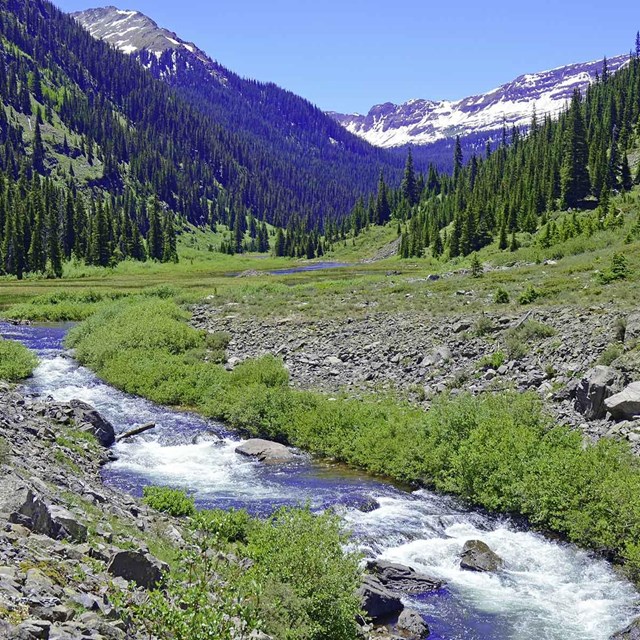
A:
2 321 637 640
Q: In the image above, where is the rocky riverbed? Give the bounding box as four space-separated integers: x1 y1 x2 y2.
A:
191 304 640 450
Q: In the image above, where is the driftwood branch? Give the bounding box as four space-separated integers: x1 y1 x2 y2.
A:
116 422 156 442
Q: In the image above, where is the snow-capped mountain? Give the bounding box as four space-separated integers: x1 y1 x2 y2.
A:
72 6 230 84
330 56 629 148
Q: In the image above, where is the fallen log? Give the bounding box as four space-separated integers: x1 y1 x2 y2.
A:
116 422 156 442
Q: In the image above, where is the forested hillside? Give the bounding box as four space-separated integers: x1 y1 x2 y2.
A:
393 52 640 258
0 0 399 278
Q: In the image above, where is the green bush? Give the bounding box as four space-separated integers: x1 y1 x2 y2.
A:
597 252 631 284
518 285 540 305
143 486 196 517
494 287 510 304
598 344 623 367
0 338 38 381
478 351 506 370
115 507 362 640
70 298 640 582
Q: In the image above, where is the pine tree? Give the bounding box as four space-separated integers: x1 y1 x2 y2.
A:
453 136 463 184
560 91 590 208
233 211 244 253
375 173 391 225
621 154 633 192
32 121 45 174
47 205 63 278
28 194 46 273
147 199 163 261
470 253 482 278
162 213 178 263
498 222 508 250
274 228 285 257
401 149 419 206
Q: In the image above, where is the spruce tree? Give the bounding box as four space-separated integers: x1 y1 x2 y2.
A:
621 154 633 192
161 213 178 263
401 149 419 206
32 121 45 174
453 136 463 184
274 228 285 257
47 205 63 278
560 92 590 208
375 173 391 225
147 199 163 261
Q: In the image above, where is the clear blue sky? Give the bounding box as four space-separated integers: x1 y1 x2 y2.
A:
53 0 639 114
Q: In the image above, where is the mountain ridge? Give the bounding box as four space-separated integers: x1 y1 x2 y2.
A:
330 55 630 148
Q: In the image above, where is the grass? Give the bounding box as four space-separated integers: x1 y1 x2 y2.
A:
0 338 38 381
66 296 640 583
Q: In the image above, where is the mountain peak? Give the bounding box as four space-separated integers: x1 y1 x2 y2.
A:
73 5 205 58
331 55 629 148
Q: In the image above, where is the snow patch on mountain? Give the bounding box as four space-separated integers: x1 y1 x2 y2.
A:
330 56 629 148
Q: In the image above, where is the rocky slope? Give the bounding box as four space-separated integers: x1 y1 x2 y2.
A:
191 304 640 449
330 56 629 148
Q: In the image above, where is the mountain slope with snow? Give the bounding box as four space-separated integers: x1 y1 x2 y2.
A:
330 56 629 148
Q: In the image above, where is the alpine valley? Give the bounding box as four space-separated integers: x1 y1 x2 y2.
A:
1 2 640 640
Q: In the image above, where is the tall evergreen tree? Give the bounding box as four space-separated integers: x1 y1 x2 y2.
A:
401 149 419 206
147 199 163 261
560 91 591 208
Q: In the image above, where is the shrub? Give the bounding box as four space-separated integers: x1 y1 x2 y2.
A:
494 287 510 304
143 486 196 517
518 285 540 305
0 339 38 381
598 344 623 366
478 351 506 370
597 252 631 284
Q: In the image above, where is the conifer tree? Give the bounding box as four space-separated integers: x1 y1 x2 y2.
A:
28 194 46 272
274 228 285 257
32 121 45 174
621 154 633 192
401 149 419 206
47 205 63 278
375 173 391 225
147 199 163 261
162 213 178 263
453 136 463 184
560 92 590 208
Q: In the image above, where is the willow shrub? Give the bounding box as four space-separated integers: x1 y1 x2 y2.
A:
0 338 38 381
68 298 640 579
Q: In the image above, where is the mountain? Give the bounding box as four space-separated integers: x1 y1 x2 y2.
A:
330 56 630 149
72 6 403 227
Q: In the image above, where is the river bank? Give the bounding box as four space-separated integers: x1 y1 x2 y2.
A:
1 320 639 638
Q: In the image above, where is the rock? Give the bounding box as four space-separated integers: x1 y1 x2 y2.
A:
355 498 380 513
611 618 640 640
365 560 443 594
357 575 403 622
47 506 87 542
397 608 430 639
625 312 640 346
107 550 167 589
605 383 640 421
574 366 623 420
235 439 297 463
460 540 503 572
69 400 115 447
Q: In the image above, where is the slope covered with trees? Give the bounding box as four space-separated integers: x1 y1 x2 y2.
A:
0 0 400 277
335 47 640 260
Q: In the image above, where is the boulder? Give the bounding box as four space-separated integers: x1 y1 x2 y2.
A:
605 383 640 421
460 540 503 572
611 618 640 640
365 560 443 594
107 550 168 589
574 366 623 420
625 312 640 346
397 608 430 639
357 574 403 622
69 400 116 447
235 439 297 463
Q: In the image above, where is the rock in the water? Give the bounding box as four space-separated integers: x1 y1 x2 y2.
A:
574 366 623 420
355 497 380 513
365 560 443 594
605 383 640 421
235 439 297 463
460 540 503 572
397 608 430 639
69 400 116 447
107 550 167 589
357 574 403 622
611 618 640 640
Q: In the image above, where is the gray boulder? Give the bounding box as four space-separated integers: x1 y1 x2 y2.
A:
397 608 430 639
235 439 297 463
107 550 168 589
7 489 86 542
460 540 503 572
574 366 623 420
611 618 640 640
625 312 640 346
605 383 640 421
69 400 116 447
365 560 443 594
357 574 403 622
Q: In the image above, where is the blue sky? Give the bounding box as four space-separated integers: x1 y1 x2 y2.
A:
53 0 639 113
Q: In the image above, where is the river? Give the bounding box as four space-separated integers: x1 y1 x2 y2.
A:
1 321 637 640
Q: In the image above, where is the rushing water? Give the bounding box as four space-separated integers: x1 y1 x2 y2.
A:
2 321 638 640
